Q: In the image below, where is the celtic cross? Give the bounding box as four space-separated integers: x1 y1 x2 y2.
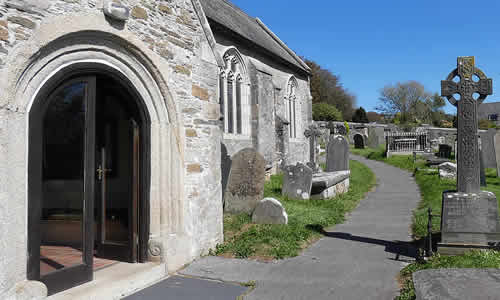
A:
441 57 493 193
304 124 322 165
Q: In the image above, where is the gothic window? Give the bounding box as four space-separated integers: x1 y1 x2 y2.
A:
227 75 234 133
219 48 250 136
286 77 299 139
236 76 242 134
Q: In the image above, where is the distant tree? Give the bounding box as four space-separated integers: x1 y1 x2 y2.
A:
352 107 369 123
312 102 343 121
366 111 382 123
376 81 432 125
305 58 356 120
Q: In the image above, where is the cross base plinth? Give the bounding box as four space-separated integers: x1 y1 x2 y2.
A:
438 191 500 255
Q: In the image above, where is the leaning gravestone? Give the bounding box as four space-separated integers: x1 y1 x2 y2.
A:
326 135 349 172
282 163 313 200
439 57 500 254
224 148 266 214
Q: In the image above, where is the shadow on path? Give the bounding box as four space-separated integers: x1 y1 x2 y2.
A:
307 224 420 260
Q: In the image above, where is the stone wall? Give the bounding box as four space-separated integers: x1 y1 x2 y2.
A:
0 0 223 296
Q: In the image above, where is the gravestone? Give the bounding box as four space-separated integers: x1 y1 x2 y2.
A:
367 127 384 148
480 149 487 187
282 163 313 200
252 198 288 225
304 124 322 173
494 129 500 177
480 128 497 169
439 57 500 254
438 144 452 159
224 148 266 214
326 135 349 172
353 134 364 149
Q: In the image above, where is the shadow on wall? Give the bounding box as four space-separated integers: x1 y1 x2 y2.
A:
221 142 232 209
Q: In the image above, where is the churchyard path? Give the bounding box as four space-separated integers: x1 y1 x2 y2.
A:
133 155 422 299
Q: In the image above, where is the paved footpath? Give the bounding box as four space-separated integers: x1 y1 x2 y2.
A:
155 155 421 300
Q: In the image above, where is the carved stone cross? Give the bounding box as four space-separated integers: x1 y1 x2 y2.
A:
441 57 493 193
304 124 322 166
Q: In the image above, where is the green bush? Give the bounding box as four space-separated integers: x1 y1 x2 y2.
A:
312 102 343 121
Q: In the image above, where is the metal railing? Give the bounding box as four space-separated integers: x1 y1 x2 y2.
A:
385 131 428 156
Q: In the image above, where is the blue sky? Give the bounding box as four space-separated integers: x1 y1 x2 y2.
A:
231 0 500 114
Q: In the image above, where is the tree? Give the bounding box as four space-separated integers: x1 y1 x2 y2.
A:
312 102 342 121
305 58 356 120
352 107 369 123
376 81 432 125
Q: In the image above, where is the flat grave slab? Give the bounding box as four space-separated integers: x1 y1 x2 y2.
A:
311 171 350 199
123 276 248 300
413 268 500 300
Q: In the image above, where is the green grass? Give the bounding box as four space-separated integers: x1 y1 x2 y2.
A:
350 146 500 300
214 160 376 259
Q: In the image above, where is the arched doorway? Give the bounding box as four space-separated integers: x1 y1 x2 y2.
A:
27 71 150 295
354 134 365 149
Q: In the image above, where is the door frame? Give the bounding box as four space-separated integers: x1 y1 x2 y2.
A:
27 66 151 294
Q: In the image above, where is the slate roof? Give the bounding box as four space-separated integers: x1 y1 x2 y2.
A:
199 0 310 74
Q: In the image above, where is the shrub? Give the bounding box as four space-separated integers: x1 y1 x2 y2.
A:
312 102 343 121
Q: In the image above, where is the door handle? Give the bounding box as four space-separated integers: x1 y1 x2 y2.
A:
97 165 112 180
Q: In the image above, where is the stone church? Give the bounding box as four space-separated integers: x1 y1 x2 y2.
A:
0 0 311 297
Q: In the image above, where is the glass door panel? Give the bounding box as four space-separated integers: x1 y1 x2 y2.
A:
29 77 96 295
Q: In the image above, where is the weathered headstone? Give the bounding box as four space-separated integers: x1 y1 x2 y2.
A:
304 124 322 172
367 127 384 148
282 163 313 200
480 149 487 187
494 129 500 177
480 128 497 169
353 134 364 149
326 135 349 172
252 198 288 225
224 148 266 214
439 57 500 254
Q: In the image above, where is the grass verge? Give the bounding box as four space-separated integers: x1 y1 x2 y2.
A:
350 146 500 300
214 159 376 260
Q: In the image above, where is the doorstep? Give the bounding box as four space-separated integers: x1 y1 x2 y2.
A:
48 262 167 300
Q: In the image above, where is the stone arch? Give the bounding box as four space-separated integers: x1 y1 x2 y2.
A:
0 13 185 291
353 133 366 149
